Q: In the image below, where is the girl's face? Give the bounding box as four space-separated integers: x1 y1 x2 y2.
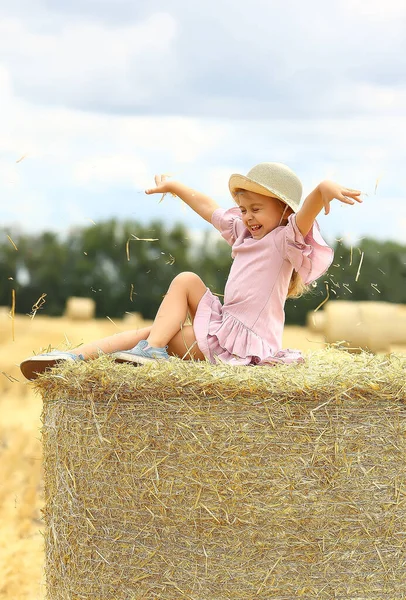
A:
236 190 293 240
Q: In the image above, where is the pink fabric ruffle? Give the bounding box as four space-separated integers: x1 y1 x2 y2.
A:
284 215 334 284
193 289 304 367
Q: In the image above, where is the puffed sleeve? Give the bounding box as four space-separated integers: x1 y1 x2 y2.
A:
275 214 334 284
211 207 246 247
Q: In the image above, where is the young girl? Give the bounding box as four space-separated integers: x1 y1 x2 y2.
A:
20 162 362 380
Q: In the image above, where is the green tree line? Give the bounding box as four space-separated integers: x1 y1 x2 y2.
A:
1 220 405 325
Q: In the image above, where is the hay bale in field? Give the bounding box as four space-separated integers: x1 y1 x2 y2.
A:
64 297 95 321
36 351 406 599
322 301 405 352
323 301 368 348
358 302 399 352
390 305 406 345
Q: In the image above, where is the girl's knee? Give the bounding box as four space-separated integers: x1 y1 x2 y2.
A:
172 272 202 287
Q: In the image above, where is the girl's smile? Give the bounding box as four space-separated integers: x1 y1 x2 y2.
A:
236 190 292 239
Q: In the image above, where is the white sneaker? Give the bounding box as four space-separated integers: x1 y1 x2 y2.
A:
20 351 84 381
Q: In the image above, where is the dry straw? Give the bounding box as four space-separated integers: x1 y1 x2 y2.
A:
35 349 406 599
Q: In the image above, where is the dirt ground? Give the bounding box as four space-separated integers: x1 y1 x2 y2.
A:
0 313 402 599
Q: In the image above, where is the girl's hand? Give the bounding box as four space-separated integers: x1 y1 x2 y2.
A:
145 174 175 196
318 180 363 215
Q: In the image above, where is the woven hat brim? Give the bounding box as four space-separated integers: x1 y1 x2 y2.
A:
229 174 299 213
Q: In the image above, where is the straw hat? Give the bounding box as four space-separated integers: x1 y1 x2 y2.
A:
229 162 303 213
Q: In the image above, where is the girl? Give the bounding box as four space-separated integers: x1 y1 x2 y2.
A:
20 162 362 380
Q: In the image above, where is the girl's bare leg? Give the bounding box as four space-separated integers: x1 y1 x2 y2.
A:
71 326 153 359
71 272 207 361
73 323 205 361
146 272 207 349
167 325 205 360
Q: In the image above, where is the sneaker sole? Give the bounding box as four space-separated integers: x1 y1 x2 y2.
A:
112 352 154 366
20 356 76 381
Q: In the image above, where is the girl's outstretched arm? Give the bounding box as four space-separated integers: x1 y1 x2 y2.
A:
296 180 363 237
145 174 220 223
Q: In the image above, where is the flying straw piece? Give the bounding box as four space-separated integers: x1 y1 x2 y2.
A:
355 251 364 282
313 283 330 313
126 235 159 261
29 293 47 319
165 254 175 266
349 245 353 266
374 176 382 195
130 284 135 301
7 235 18 251
131 235 159 242
16 154 27 163
11 289 15 341
106 316 120 328
1 371 19 383
371 283 381 294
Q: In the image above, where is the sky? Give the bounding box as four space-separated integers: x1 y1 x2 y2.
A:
1 0 405 245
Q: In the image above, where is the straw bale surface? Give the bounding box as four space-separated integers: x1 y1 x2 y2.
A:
36 350 406 600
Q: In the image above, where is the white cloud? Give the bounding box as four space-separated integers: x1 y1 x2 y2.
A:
343 0 406 19
0 4 404 245
329 83 406 116
0 13 179 109
74 155 150 189
1 2 405 119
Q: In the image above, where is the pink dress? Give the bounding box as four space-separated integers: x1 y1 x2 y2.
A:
193 207 334 366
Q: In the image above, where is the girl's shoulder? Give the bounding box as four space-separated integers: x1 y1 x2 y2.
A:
212 207 246 247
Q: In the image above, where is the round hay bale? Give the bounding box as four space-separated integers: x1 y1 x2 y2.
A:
389 304 406 345
358 301 399 352
36 351 406 599
324 301 367 348
64 297 95 321
306 310 326 333
323 301 401 352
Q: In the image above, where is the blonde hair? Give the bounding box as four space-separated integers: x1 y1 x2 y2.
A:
234 188 310 299
287 271 308 298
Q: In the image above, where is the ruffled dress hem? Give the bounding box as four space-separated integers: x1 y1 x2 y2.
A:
193 289 304 367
